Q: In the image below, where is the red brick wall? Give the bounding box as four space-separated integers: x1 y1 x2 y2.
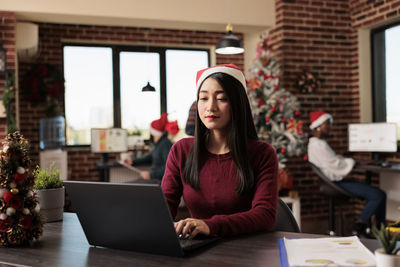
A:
0 12 16 139
270 0 400 224
17 23 244 181
270 0 357 222
8 0 400 226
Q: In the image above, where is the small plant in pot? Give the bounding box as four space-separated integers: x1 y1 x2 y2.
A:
372 223 400 267
33 163 64 223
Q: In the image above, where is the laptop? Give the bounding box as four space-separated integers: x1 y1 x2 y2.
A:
64 180 219 257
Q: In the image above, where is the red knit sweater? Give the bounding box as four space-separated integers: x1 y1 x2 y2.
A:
161 138 278 237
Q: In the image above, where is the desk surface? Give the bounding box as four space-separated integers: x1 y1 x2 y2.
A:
355 163 400 173
0 213 381 267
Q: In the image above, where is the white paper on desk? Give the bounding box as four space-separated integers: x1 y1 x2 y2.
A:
117 160 142 174
284 236 376 267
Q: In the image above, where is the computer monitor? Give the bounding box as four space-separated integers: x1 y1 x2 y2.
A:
348 123 398 152
91 128 128 153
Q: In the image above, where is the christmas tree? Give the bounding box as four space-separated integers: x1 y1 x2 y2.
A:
247 32 306 189
0 132 43 246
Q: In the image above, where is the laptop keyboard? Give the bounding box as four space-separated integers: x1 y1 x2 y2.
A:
178 236 220 251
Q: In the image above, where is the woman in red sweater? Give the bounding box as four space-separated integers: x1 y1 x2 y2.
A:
161 64 278 239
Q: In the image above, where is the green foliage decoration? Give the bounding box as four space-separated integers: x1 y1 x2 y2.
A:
33 163 63 190
372 223 400 255
2 71 18 133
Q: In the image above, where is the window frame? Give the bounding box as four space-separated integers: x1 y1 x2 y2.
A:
62 42 210 147
371 21 400 122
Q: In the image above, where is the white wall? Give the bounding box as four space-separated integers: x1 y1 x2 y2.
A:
3 0 275 33
4 0 275 74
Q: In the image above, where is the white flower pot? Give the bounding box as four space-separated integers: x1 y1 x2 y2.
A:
35 187 65 223
375 248 400 267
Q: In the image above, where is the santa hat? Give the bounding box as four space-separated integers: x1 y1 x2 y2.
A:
150 113 169 137
196 64 246 91
309 110 333 130
165 120 179 135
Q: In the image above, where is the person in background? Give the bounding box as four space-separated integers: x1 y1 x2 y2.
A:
307 110 386 237
185 101 197 136
124 113 179 182
162 64 279 239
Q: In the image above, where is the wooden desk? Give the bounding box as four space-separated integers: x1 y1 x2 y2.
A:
0 213 381 267
356 163 400 174
354 163 400 184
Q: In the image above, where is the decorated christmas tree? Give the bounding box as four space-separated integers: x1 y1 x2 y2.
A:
247 31 306 190
0 132 43 246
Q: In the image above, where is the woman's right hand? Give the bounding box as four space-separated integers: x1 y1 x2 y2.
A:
174 218 210 239
124 158 132 165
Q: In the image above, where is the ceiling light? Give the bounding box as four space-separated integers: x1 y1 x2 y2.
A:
216 24 244 55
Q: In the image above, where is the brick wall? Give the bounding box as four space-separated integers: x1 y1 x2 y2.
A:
17 23 244 181
6 0 400 229
0 12 16 139
270 0 400 227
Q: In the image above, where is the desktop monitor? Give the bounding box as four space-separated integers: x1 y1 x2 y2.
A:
91 128 128 153
348 123 398 152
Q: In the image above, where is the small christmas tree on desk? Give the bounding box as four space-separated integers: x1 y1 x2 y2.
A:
0 132 43 246
247 31 306 191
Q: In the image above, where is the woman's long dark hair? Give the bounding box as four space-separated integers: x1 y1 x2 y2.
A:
182 73 258 195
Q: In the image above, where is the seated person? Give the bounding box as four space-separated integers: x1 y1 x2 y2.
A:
185 101 197 136
162 64 278 239
125 113 179 181
307 110 386 237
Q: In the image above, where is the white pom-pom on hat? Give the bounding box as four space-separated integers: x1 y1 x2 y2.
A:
0 213 7 220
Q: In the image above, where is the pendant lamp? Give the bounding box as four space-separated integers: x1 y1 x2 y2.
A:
142 29 156 92
216 24 244 55
142 81 156 92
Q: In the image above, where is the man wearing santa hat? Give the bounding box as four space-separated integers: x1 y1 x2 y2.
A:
308 110 386 237
125 113 179 181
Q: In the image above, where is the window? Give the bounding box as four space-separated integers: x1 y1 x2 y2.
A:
64 46 113 145
371 23 400 139
63 44 209 145
165 50 209 134
120 51 161 138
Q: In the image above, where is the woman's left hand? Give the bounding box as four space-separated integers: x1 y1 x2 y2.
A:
174 218 210 239
140 171 151 180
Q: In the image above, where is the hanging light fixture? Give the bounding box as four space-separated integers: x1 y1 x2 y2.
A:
142 29 156 92
215 0 244 55
216 24 244 55
0 43 7 75
142 81 155 92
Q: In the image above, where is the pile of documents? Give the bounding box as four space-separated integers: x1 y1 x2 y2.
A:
279 236 376 267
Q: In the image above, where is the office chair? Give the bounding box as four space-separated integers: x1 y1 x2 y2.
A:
309 162 354 236
272 198 301 233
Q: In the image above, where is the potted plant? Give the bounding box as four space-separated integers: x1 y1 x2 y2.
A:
33 163 64 223
372 223 400 267
127 129 144 148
